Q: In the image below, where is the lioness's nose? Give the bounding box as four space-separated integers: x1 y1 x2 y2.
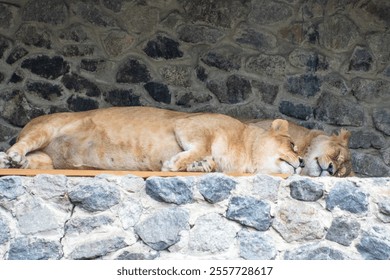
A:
299 157 305 168
328 162 334 175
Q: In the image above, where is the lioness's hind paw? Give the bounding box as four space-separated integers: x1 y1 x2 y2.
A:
0 152 11 168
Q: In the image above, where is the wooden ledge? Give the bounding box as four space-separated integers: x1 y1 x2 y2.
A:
0 168 290 179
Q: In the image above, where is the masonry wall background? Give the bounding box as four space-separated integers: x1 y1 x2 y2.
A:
0 0 389 177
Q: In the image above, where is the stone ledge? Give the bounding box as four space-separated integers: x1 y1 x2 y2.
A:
0 173 389 260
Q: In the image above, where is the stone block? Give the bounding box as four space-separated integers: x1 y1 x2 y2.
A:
177 24 224 44
0 176 25 200
349 47 374 72
349 129 386 149
26 81 64 102
285 73 321 98
284 243 351 260
67 95 99 112
145 176 194 205
326 181 369 214
62 73 101 97
116 58 151 84
226 196 272 231
6 46 28 65
68 179 121 212
21 55 69 80
373 107 390 136
246 54 286 78
189 213 237 253
197 173 236 203
249 0 293 25
21 0 67 25
235 26 277 52
8 237 62 260
252 175 281 202
69 236 127 260
273 200 327 242
289 178 324 201
357 226 390 260
0 216 10 245
104 89 141 107
279 101 313 121
238 230 276 260
135 207 189 251
314 93 364 126
65 215 114 234
325 216 361 246
144 35 183 60
351 151 390 177
144 82 171 104
351 78 390 102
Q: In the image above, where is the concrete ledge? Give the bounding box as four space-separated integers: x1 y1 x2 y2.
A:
0 173 389 260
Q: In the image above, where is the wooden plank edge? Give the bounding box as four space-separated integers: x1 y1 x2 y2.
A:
0 168 290 179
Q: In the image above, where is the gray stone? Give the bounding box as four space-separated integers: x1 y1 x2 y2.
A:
144 35 183 60
16 199 64 235
135 207 189 251
62 73 101 97
21 55 69 80
357 226 390 260
289 178 324 201
284 244 350 260
201 46 241 71
72 1 117 27
238 230 276 260
115 243 159 260
226 196 272 231
373 107 390 136
197 173 236 203
289 49 329 72
349 129 386 149
22 0 67 25
180 0 249 28
367 32 390 64
122 5 159 33
378 199 390 216
116 58 151 84
103 31 135 57
117 197 143 230
273 200 327 242
68 180 121 212
8 237 62 260
0 4 13 29
59 24 89 42
65 215 114 234
322 72 349 95
351 78 390 102
383 147 390 166
104 89 141 107
6 46 28 65
326 181 369 214
0 35 10 59
61 44 95 57
325 217 361 246
146 177 194 205
247 54 286 78
26 81 64 102
319 14 360 52
0 216 10 245
249 0 293 25
314 93 364 126
189 213 237 253
69 236 127 260
81 59 106 72
285 74 321 98
144 82 171 104
349 47 374 72
102 0 124 13
235 26 277 52
177 24 224 44
252 175 281 202
16 24 51 49
160 65 192 87
351 151 390 177
0 177 25 200
251 80 279 105
67 95 99 112
279 101 313 121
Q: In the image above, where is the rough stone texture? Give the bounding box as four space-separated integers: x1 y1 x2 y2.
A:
226 196 272 231
0 174 390 259
197 173 236 203
0 0 389 176
145 176 194 205
289 178 324 201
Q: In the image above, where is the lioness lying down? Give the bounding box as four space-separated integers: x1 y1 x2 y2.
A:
0 107 304 175
246 119 353 177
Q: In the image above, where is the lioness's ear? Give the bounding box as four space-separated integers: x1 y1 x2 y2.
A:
338 129 351 145
271 119 289 134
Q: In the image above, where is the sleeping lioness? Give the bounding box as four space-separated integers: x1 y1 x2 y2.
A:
0 107 304 175
246 119 353 177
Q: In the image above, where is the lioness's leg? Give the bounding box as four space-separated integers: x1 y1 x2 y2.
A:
25 151 54 169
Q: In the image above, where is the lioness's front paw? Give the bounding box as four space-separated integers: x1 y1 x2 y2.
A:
8 151 27 168
0 152 11 168
187 157 216 172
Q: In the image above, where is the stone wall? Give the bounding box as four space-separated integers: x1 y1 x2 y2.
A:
1 173 389 260
0 0 389 176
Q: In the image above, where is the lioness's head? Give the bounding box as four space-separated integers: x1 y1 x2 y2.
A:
252 119 304 175
301 129 353 177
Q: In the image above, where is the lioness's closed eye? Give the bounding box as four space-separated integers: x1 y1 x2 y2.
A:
0 107 302 175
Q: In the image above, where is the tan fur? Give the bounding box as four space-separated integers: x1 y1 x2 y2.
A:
0 107 303 175
246 119 353 177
